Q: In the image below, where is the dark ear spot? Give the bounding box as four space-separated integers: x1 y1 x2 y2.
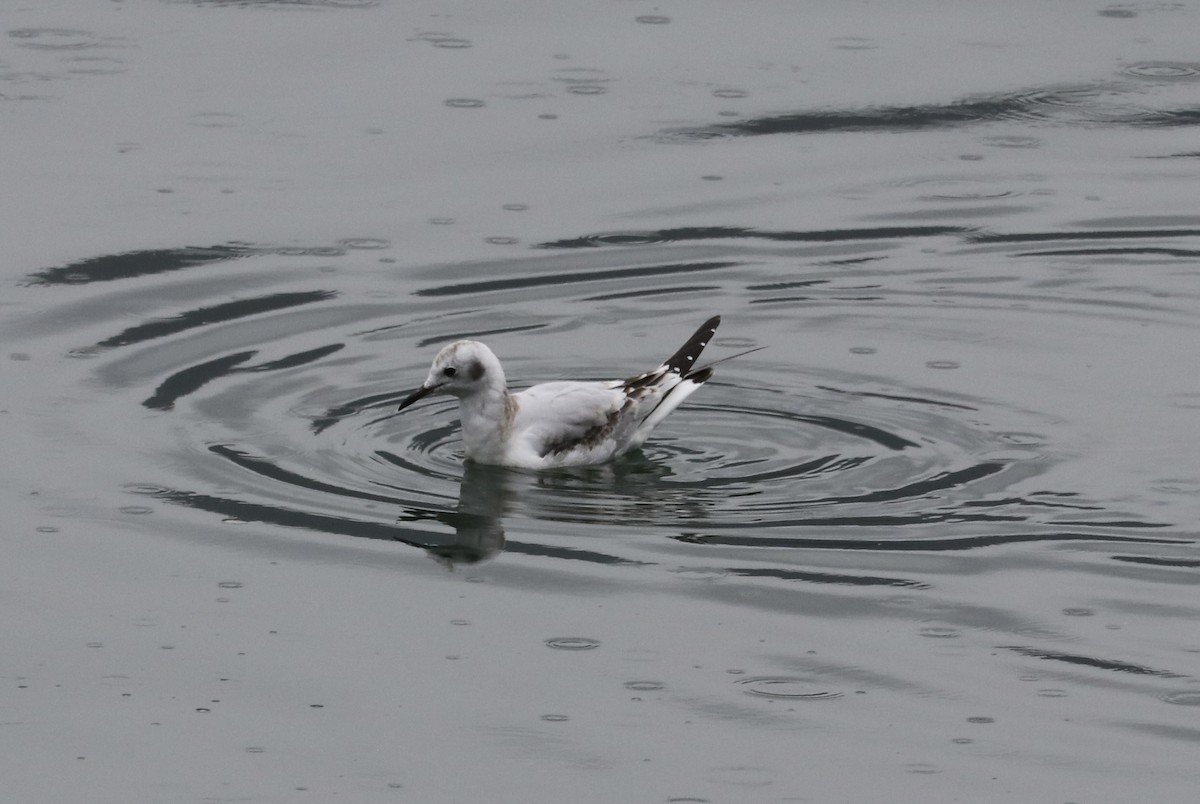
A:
468 360 485 381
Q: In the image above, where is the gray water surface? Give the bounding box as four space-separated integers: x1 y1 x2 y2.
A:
3 2 1199 802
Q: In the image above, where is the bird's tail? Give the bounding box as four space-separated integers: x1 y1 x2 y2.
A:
630 318 763 446
663 315 721 376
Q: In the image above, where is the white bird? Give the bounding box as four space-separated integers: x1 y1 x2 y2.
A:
396 316 754 469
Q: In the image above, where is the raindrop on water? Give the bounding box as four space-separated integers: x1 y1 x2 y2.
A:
8 28 99 50
832 37 878 51
1160 691 1200 707
566 84 607 96
905 763 942 775
735 677 842 700
544 637 600 651
337 238 391 250
997 432 1044 446
982 135 1041 149
624 681 665 691
119 505 153 515
1121 62 1200 81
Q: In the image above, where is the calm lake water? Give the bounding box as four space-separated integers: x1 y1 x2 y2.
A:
3 2 1199 802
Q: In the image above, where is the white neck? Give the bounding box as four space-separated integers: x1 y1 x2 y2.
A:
458 383 514 462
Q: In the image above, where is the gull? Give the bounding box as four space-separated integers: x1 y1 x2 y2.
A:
396 316 757 469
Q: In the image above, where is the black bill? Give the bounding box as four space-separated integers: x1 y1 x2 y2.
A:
397 383 437 412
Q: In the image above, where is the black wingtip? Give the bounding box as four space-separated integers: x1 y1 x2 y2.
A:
663 316 721 375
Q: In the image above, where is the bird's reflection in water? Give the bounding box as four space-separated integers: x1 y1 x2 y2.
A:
403 453 680 568
424 463 513 566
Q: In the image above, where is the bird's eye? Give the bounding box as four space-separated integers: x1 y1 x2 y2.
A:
443 366 457 377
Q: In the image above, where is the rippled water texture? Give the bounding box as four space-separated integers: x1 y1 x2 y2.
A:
39 233 1194 571
3 2 1199 802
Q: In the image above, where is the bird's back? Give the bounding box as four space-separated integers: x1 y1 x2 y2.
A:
504 366 708 467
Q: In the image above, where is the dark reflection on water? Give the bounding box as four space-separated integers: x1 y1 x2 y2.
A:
100 291 337 348
969 228 1200 243
144 343 344 410
210 444 405 505
583 285 722 302
676 531 1185 551
1001 646 1185 678
1014 247 1200 259
658 80 1200 142
310 391 410 435
144 351 257 411
415 260 740 297
24 245 260 286
538 225 1200 253
133 462 644 568
726 567 931 589
1111 555 1200 568
23 243 362 287
539 225 967 249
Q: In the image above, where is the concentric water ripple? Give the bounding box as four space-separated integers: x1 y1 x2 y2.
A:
8 28 103 51
735 677 843 701
1120 62 1200 81
12 232 1191 569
